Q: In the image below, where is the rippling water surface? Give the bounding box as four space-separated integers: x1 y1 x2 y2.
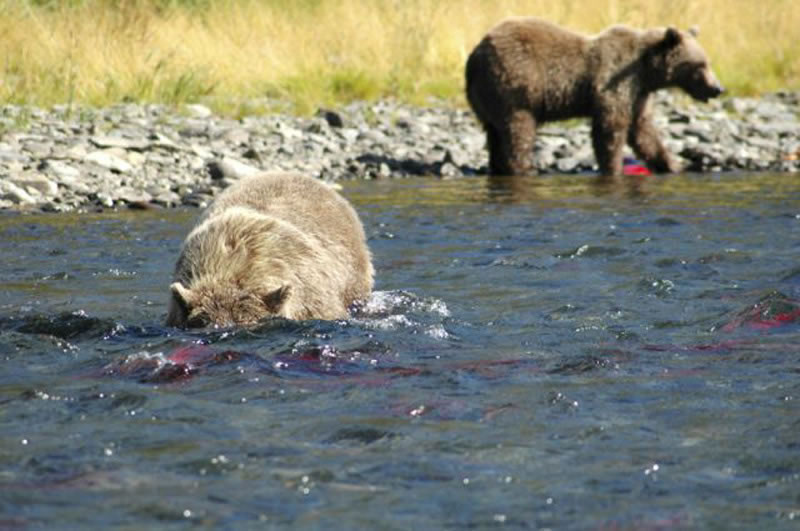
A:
2 173 799 529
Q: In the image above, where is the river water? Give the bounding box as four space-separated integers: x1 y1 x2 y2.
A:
1 173 799 529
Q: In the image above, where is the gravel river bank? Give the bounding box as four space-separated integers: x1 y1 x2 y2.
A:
0 92 798 212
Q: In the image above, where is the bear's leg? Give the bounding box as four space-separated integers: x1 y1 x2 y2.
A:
485 124 508 176
506 110 537 176
486 111 536 176
628 116 680 173
591 114 627 176
486 123 520 176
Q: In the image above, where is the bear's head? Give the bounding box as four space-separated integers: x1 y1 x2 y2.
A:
167 281 291 328
657 26 724 102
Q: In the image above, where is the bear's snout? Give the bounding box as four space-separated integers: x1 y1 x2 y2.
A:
705 70 724 98
698 82 724 102
691 68 724 102
703 80 724 102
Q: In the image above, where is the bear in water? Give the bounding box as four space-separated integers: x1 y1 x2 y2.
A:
465 18 724 176
166 173 374 328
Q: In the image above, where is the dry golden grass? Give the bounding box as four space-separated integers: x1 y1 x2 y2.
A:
1 0 798 115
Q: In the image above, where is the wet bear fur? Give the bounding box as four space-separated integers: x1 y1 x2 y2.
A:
465 17 724 176
166 173 374 328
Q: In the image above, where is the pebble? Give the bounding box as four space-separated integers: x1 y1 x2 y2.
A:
85 150 134 174
0 92 798 212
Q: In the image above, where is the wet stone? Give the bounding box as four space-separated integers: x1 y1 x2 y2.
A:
115 186 153 205
8 173 58 197
0 180 37 205
182 192 213 208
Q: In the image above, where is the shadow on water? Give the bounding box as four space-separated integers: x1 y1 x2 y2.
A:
2 172 800 528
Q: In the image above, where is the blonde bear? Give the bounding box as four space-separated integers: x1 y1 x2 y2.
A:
166 173 374 328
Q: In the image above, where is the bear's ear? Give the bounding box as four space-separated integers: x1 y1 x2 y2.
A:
663 27 682 48
687 25 699 38
170 282 194 313
261 285 291 312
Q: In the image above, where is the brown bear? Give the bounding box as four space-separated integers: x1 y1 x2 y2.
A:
166 173 374 328
465 17 724 176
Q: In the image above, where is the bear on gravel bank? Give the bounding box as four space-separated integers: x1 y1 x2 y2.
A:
166 173 374 328
465 17 724 176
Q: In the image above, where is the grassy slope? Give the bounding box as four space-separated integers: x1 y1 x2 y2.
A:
1 0 798 115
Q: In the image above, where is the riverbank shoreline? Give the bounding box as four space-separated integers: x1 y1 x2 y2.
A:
0 91 798 213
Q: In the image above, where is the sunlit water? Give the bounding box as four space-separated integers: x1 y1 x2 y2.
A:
1 173 799 529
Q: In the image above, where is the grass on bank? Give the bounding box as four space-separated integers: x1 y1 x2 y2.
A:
0 0 798 115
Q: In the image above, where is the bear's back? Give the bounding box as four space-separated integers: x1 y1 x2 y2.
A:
206 174 367 258
201 173 373 301
487 17 586 50
468 17 593 122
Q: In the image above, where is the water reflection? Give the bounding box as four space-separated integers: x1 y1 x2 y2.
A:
485 173 655 203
